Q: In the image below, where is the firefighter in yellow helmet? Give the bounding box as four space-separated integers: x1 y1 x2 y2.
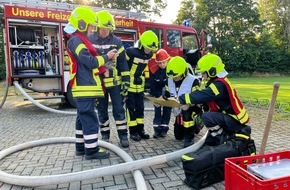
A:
64 6 118 160
125 30 158 141
88 10 130 148
179 53 252 146
163 56 203 147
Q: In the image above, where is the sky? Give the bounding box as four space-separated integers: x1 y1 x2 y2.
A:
153 0 182 24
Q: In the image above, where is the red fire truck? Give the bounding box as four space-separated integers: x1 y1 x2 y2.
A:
0 0 211 107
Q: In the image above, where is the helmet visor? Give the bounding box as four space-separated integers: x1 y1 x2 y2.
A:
64 24 77 34
146 42 158 51
102 20 115 29
166 69 179 78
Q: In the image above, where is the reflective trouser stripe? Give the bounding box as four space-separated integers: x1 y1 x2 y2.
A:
136 118 144 124
116 119 127 130
208 125 223 137
100 120 110 132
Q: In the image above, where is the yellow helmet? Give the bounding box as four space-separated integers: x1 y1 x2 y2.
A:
96 10 115 30
66 6 97 33
139 30 158 51
196 54 225 77
166 56 188 78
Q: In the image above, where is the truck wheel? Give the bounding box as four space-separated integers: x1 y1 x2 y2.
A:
65 83 76 108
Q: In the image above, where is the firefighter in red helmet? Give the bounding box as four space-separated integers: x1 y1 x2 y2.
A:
149 49 172 138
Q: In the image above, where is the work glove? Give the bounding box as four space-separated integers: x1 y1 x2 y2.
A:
162 87 170 100
120 82 130 96
133 77 142 85
173 108 181 117
180 104 189 111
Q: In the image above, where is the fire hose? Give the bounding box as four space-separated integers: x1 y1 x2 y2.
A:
0 134 206 189
1 81 207 189
13 81 77 115
12 81 154 115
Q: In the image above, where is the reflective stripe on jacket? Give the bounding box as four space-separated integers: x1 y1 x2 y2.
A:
88 33 130 88
125 47 153 93
66 32 108 98
213 78 249 124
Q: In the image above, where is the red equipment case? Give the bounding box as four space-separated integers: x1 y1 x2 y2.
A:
225 150 290 190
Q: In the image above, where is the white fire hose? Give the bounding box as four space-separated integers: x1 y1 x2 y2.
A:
3 81 207 189
13 81 154 114
13 81 77 115
0 134 206 188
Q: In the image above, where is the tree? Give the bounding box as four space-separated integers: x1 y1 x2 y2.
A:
176 0 262 74
258 0 290 51
52 0 167 17
174 0 195 25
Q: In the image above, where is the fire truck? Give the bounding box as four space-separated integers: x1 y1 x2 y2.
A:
0 0 211 107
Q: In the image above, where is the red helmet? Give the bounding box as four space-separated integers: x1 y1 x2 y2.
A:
156 49 170 62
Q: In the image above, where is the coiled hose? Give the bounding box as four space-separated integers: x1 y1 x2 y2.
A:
0 134 206 188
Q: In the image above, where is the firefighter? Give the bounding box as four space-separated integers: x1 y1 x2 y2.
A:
178 53 251 146
88 10 130 148
64 6 118 159
149 49 172 138
163 56 203 147
125 30 158 141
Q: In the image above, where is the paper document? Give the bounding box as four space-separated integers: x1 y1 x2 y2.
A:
145 95 181 108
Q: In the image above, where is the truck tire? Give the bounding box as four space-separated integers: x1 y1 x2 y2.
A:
65 83 76 108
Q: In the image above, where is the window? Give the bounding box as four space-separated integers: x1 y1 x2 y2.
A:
182 32 198 50
167 30 181 47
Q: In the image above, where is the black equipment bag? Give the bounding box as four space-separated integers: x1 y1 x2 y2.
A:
182 141 238 189
181 135 256 189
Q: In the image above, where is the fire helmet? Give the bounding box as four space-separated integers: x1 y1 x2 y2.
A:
139 30 158 51
66 6 97 33
96 10 115 30
196 54 225 77
166 56 188 78
156 49 170 62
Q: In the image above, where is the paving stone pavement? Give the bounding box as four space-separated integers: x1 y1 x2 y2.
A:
0 92 289 190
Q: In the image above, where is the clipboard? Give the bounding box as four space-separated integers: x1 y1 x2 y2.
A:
145 95 181 108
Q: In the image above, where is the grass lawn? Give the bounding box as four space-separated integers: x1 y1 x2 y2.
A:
229 77 289 103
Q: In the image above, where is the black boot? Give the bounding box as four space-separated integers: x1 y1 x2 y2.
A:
153 126 162 138
184 137 194 148
183 127 194 148
174 115 184 140
137 124 150 139
118 129 129 148
101 131 110 142
129 126 141 141
160 126 169 137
